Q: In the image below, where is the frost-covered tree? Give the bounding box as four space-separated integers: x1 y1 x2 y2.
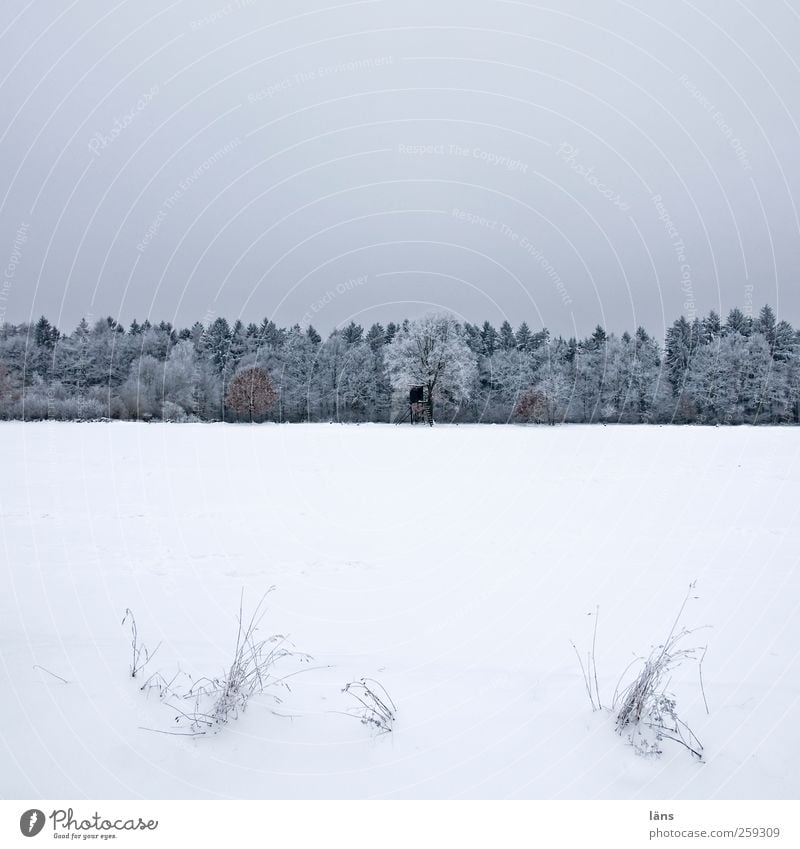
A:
755 305 777 348
316 331 349 419
482 347 535 422
701 310 722 343
365 322 386 351
119 355 163 420
337 342 384 420
519 356 569 424
1 303 796 424
162 339 199 418
773 320 796 362
204 317 232 373
723 307 752 338
0 363 18 417
480 321 498 356
630 327 669 422
665 316 700 391
384 312 478 422
515 321 533 352
341 321 363 345
277 326 318 421
498 320 516 351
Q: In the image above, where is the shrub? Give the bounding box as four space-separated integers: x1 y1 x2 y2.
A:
162 401 188 422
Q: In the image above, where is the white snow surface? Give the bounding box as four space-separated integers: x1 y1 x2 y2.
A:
1 422 798 799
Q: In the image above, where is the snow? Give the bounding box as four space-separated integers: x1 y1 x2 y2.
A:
1 422 798 799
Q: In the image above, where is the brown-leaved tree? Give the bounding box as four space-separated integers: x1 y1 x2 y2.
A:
225 366 277 422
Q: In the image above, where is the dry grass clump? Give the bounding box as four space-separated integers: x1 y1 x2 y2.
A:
613 631 706 758
122 608 161 678
341 678 397 735
570 605 602 711
127 590 312 736
573 583 709 760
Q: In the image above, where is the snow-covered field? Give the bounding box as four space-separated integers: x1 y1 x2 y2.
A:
1 422 798 799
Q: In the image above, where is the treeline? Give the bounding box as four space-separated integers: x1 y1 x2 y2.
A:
0 304 798 424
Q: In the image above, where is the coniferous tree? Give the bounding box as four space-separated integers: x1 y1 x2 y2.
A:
723 307 751 337
480 321 498 356
365 323 385 351
755 305 777 349
0 304 797 424
515 321 533 352
499 320 516 351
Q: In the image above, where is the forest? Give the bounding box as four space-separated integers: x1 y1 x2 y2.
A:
0 304 797 424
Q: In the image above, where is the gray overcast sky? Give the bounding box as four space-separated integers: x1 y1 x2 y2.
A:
1 0 799 339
